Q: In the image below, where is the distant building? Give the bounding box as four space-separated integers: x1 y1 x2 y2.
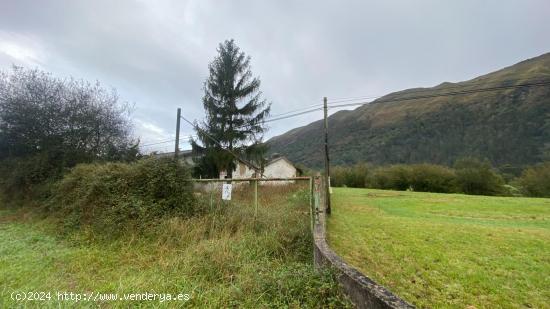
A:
220 154 299 179
153 150 299 180
263 155 299 178
152 150 194 165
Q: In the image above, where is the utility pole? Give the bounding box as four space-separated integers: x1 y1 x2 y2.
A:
175 108 181 158
323 97 331 214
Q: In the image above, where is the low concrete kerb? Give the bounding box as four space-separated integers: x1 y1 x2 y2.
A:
313 209 415 309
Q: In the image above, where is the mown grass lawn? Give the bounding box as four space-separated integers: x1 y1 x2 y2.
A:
327 188 550 308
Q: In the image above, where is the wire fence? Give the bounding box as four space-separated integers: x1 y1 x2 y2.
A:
186 176 323 233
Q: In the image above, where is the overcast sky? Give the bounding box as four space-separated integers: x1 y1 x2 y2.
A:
1 0 549 153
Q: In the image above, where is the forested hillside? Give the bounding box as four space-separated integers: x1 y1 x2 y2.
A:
268 53 550 172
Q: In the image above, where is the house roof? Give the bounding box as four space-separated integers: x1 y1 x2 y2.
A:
266 156 295 168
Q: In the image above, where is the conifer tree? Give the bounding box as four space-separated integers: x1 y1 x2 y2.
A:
192 39 271 178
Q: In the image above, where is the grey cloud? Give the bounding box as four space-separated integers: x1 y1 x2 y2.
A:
1 0 549 151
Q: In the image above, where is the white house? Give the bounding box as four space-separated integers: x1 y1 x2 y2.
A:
263 156 298 178
220 154 299 180
154 150 299 181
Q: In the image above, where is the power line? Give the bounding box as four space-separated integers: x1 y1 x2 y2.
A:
226 106 323 130
140 135 196 147
140 139 191 148
139 139 172 147
140 134 195 146
328 80 550 109
262 107 323 124
139 105 323 146
179 115 261 172
138 98 352 146
141 106 321 147
268 102 324 118
141 77 550 148
327 95 383 104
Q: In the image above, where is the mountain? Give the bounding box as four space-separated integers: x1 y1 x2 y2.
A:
267 53 550 172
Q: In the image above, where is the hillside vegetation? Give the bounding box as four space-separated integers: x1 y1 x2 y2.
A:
268 53 550 171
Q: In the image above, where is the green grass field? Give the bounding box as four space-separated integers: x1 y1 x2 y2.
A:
327 188 550 308
0 186 350 308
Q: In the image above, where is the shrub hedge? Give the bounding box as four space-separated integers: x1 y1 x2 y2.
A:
519 162 550 197
47 157 197 235
369 165 411 191
330 163 370 188
0 153 63 200
408 164 457 193
453 158 505 195
331 159 512 196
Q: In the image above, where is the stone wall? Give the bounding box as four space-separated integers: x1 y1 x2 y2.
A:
313 180 414 309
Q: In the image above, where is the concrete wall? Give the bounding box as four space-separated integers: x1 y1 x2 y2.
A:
232 162 256 179
229 158 297 184
263 158 297 178
313 180 414 309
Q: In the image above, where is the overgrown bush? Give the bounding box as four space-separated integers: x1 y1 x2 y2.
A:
2 175 352 307
144 183 351 307
367 164 457 192
454 157 505 195
0 153 62 200
368 165 411 190
214 189 350 306
331 163 370 188
190 185 357 306
408 164 457 193
47 157 197 236
329 159 514 195
519 162 550 197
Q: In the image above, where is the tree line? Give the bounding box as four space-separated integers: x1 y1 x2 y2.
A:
330 158 550 197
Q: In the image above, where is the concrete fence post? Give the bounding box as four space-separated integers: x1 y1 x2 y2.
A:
254 179 258 217
311 175 414 309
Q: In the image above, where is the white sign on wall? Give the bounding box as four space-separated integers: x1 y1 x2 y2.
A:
222 183 232 200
